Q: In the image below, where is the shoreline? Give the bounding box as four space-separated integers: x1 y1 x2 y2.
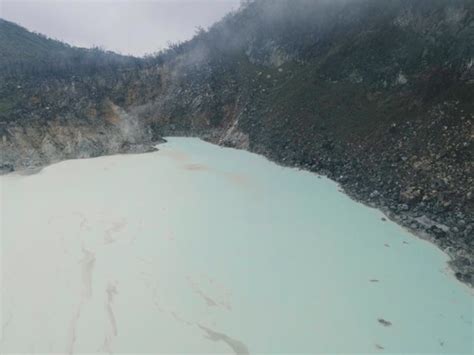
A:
1 134 472 289
183 131 474 288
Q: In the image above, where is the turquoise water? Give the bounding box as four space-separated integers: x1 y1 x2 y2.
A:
0 137 472 354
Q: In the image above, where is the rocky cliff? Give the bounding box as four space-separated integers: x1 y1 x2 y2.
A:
0 0 473 285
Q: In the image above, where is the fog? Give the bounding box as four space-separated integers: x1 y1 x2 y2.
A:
0 0 240 57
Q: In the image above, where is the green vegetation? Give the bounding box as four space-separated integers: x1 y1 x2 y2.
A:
0 19 141 79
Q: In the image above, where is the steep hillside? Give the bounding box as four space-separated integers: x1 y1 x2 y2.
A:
0 19 69 67
0 0 472 285
0 19 140 78
0 19 161 168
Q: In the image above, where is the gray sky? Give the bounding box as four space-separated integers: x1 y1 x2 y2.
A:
0 0 241 56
